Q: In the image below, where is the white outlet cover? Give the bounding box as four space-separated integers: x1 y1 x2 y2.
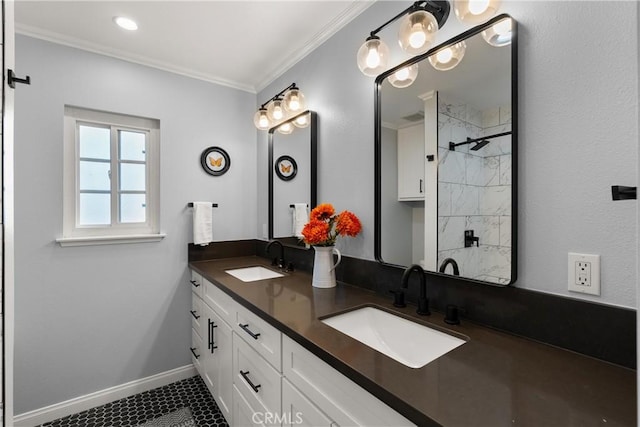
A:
568 252 600 296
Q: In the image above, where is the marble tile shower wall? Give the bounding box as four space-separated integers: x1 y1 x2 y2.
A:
437 96 512 284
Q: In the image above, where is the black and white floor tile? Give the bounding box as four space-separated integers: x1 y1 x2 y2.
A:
39 376 228 427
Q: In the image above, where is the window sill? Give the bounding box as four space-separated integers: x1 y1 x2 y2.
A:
56 233 167 247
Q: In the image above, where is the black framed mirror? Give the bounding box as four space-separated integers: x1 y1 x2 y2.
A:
268 110 317 248
375 15 517 286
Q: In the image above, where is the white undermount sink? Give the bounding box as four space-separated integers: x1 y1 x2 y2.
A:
225 266 284 282
321 306 465 368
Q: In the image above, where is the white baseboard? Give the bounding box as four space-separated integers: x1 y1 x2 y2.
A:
13 364 197 427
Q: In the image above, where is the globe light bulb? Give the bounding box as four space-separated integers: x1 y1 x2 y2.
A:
357 37 389 76
468 0 490 15
267 98 288 122
428 42 466 71
482 17 513 47
436 48 453 64
395 68 410 81
366 45 381 69
283 88 306 113
277 122 294 134
454 0 501 24
388 64 419 89
253 108 271 130
293 113 310 128
398 10 438 55
409 24 427 49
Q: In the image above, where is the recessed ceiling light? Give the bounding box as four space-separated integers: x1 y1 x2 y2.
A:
113 16 138 31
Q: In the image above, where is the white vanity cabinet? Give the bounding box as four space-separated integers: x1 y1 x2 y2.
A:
397 122 425 201
283 336 415 427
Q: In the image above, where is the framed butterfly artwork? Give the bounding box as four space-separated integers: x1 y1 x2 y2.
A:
200 146 231 176
274 155 297 181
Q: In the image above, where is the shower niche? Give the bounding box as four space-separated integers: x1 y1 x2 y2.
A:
375 15 517 286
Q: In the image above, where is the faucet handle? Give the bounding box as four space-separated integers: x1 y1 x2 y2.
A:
390 289 406 308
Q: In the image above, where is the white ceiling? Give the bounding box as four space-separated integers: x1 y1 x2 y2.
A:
15 0 373 93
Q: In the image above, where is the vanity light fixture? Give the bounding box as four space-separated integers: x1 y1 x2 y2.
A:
254 83 306 130
113 16 138 31
388 64 419 88
428 41 466 70
482 16 513 46
357 1 450 77
453 0 501 24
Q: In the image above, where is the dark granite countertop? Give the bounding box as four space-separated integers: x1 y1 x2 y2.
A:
190 256 636 427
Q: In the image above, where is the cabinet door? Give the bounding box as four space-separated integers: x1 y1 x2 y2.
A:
200 303 233 424
282 379 333 427
397 122 425 201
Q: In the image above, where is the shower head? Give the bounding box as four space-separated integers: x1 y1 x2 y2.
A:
470 139 490 151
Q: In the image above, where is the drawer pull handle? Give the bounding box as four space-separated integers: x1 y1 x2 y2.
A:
240 370 261 393
190 310 200 320
239 323 260 340
208 319 218 353
190 280 201 288
190 347 200 359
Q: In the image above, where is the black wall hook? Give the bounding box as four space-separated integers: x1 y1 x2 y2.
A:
611 186 637 200
7 69 31 89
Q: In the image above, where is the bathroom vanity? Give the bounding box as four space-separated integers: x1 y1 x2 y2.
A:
189 255 636 427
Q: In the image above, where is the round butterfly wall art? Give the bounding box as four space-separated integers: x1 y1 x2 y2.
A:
275 155 297 181
200 146 230 176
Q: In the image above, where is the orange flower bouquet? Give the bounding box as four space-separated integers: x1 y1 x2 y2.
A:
301 203 362 246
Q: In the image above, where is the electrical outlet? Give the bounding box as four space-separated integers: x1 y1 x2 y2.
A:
568 253 600 296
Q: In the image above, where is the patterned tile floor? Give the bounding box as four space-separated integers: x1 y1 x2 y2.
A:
39 376 228 427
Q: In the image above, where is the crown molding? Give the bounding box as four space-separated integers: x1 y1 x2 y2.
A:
16 1 374 95
254 0 376 92
15 23 257 93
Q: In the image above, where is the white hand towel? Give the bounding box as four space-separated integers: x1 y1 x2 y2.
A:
192 202 213 246
292 203 309 238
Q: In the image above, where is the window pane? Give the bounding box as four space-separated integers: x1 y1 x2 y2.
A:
79 125 110 160
79 193 110 225
120 194 146 223
120 163 146 191
120 131 146 161
79 160 111 191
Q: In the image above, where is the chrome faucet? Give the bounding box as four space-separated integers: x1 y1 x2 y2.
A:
392 264 430 316
266 240 285 269
439 258 460 276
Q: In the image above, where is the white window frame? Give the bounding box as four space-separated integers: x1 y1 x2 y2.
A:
57 106 164 246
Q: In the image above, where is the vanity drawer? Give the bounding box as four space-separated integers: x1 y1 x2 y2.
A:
191 292 203 334
191 327 202 375
190 270 203 299
203 278 236 326
283 336 414 427
235 304 282 371
233 334 282 420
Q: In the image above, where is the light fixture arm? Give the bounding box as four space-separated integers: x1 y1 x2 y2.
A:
259 83 298 109
368 0 450 37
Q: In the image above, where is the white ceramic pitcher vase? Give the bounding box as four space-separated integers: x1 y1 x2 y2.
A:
311 246 341 288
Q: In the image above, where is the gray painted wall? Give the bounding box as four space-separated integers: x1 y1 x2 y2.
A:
14 35 257 413
257 1 638 308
